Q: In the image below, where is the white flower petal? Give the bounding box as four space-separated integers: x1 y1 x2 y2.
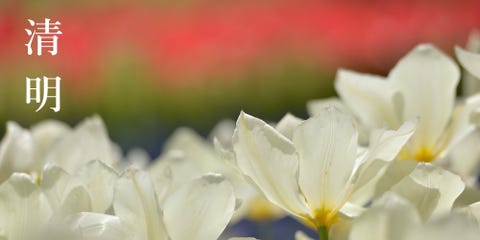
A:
0 122 35 181
208 119 236 149
390 177 440 222
453 186 480 208
339 202 365 219
461 31 480 96
293 107 357 211
42 163 114 216
363 120 417 166
213 139 276 223
58 185 92 218
162 127 246 201
45 116 117 173
350 193 421 240
122 148 150 170
233 112 309 216
371 160 418 199
75 160 118 213
307 98 372 145
114 169 168 240
459 201 480 223
149 151 203 206
41 164 73 208
350 120 416 205
390 163 465 221
335 69 398 130
389 44 460 151
30 120 70 166
447 129 480 179
407 211 480 240
444 94 480 152
66 212 130 240
0 173 52 240
456 46 480 79
41 165 94 220
275 113 303 140
307 97 350 117
213 137 237 168
163 127 219 171
163 174 236 240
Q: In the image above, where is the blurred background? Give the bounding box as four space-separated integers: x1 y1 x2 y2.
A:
1 0 480 238
1 0 480 155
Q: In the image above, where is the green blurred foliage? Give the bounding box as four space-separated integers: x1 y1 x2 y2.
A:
0 54 334 154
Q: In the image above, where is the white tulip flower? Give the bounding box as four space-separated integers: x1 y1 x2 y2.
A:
0 116 120 182
310 44 480 164
232 107 416 239
69 169 237 240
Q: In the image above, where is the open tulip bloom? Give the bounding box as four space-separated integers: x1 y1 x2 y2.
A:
64 170 238 240
232 107 416 239
309 44 480 184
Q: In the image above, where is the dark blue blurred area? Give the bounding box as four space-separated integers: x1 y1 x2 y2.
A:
223 216 317 240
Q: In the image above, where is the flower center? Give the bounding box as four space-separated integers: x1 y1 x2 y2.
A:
413 148 438 162
398 146 440 162
300 207 340 229
313 208 340 228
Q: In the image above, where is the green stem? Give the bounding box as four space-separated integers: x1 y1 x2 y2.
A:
318 225 329 240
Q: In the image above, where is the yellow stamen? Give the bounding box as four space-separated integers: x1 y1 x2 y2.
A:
300 207 340 230
413 148 437 162
313 208 340 229
398 147 440 163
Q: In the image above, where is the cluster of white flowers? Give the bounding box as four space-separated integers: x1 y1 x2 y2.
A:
1 43 480 240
